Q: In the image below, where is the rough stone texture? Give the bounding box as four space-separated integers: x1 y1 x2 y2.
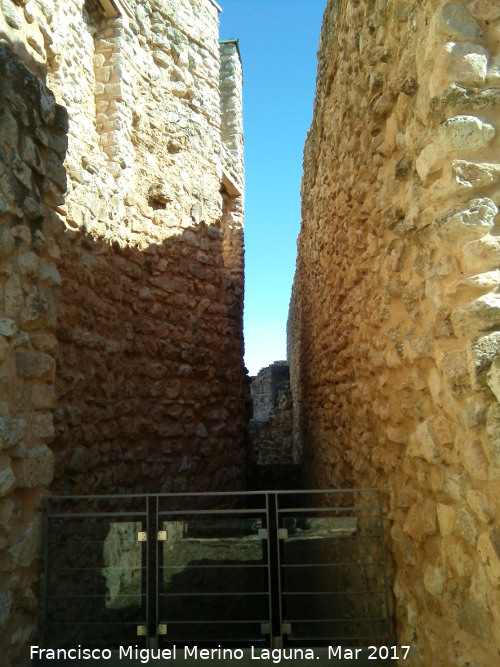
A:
0 39 66 665
288 1 500 664
41 1 246 498
0 0 245 663
247 362 293 466
250 361 290 424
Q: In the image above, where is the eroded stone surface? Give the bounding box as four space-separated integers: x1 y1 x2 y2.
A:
0 2 246 662
288 1 500 664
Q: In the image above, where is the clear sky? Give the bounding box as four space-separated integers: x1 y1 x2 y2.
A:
218 0 326 376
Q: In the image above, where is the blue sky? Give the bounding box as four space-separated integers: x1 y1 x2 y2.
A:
218 0 326 376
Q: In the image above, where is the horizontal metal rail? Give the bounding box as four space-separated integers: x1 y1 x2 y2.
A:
43 489 391 651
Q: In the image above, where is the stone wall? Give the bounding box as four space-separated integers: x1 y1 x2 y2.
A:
289 1 500 664
248 362 293 464
250 361 290 424
0 38 67 664
44 0 246 496
0 0 245 662
246 363 295 490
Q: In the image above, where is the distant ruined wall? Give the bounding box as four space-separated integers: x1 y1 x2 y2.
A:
246 363 295 490
247 363 293 465
250 362 290 424
289 1 500 664
0 0 244 662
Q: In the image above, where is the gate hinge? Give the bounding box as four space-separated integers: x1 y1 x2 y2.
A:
137 625 147 636
158 530 167 541
158 624 167 636
137 532 147 542
278 528 288 539
281 622 292 635
258 528 268 540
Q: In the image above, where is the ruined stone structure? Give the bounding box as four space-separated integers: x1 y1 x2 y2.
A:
0 0 244 662
289 1 500 664
250 361 290 425
246 362 296 489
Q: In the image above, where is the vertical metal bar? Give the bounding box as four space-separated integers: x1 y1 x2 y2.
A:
155 494 159 648
265 491 273 644
146 495 159 649
266 492 281 647
41 497 52 647
274 492 285 648
146 496 151 646
377 490 392 643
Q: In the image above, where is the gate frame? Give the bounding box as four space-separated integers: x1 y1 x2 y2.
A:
42 489 392 651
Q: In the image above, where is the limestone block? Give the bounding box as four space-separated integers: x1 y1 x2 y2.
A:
487 54 500 84
386 426 408 443
0 107 18 150
0 195 9 215
41 178 65 206
0 223 15 261
407 422 439 464
18 251 39 277
14 351 55 380
38 260 61 286
466 489 496 523
22 137 44 175
4 274 23 318
451 293 500 338
442 536 475 579
0 590 12 628
437 502 456 537
477 529 500 586
462 236 500 274
457 507 479 546
65 446 89 474
434 3 484 41
0 319 16 337
416 116 495 181
0 464 15 498
0 417 27 450
459 597 491 642
2 0 22 29
29 333 57 353
452 160 500 189
443 471 469 500
445 271 500 305
487 357 500 403
14 445 54 487
430 42 488 97
12 153 32 189
0 338 8 363
428 368 442 405
31 383 56 409
11 225 31 245
31 413 54 439
14 352 36 378
429 84 500 126
461 437 489 480
424 563 445 597
0 516 42 571
403 500 437 544
407 415 455 464
470 562 492 614
464 396 488 427
486 403 500 469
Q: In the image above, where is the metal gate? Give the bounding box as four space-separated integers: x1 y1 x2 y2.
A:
43 490 392 651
